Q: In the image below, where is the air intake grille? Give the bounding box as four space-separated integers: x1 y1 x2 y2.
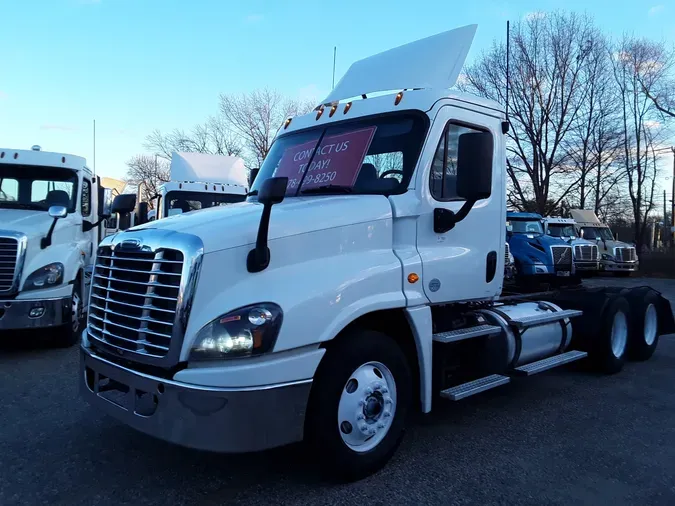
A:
551 246 573 271
574 244 598 261
88 246 184 358
0 237 18 293
616 247 636 262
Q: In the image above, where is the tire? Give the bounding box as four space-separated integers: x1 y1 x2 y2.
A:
627 290 660 361
304 329 412 482
589 296 630 374
51 280 83 348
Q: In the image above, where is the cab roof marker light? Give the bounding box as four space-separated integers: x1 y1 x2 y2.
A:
329 104 338 117
13 153 18 159
0 152 4 158
316 107 325 120
284 117 292 129
343 102 352 114
61 156 66 163
394 91 404 105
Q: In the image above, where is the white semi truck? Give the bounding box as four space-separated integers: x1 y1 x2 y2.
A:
544 217 600 274
0 145 112 346
109 152 248 230
79 26 674 481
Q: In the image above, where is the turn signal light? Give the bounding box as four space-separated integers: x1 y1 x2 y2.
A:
407 273 419 284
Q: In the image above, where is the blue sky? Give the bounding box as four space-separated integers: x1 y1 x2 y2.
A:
1 0 673 180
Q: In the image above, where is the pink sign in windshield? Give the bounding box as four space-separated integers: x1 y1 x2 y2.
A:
273 126 377 194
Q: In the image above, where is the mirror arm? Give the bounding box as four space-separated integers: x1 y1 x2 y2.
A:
434 199 477 234
41 218 59 249
247 203 273 273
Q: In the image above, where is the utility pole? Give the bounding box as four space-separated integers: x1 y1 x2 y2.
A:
671 147 675 247
664 189 667 246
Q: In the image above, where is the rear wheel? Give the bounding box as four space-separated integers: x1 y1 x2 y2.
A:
589 296 630 374
304 329 412 482
628 291 660 361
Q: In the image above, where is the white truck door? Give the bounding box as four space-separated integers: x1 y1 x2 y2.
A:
80 177 95 301
415 105 505 303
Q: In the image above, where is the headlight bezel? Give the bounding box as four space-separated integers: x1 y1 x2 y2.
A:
23 262 65 291
601 253 615 261
189 302 283 361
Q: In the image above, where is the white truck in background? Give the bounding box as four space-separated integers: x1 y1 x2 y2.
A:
0 145 112 346
79 26 673 481
569 209 639 276
110 152 248 231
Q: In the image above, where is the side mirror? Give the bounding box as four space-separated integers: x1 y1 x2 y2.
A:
456 132 493 201
136 201 149 225
247 177 288 273
249 168 260 188
48 205 68 219
434 132 493 234
42 206 68 249
111 194 137 215
258 176 288 205
100 188 113 219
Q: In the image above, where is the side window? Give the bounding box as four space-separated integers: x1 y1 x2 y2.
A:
430 123 491 201
81 179 91 217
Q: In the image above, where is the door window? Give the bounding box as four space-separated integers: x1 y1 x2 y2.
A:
430 123 492 201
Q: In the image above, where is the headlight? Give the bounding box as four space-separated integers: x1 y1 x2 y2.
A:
23 262 64 291
189 303 283 361
601 254 615 261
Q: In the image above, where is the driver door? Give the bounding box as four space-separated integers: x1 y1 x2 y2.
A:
415 105 505 303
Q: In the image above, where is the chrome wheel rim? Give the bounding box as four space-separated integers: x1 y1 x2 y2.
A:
71 291 82 333
337 361 397 453
644 304 658 346
611 311 628 358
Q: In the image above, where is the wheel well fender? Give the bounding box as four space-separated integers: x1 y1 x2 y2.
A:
320 307 428 413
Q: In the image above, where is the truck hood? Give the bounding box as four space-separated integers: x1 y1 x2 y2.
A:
508 233 569 264
595 239 635 252
131 195 394 254
0 209 63 240
509 233 568 250
0 209 55 239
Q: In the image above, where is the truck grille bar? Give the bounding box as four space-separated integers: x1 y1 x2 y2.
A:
574 245 598 262
615 247 637 262
0 232 27 295
551 245 573 272
88 246 184 359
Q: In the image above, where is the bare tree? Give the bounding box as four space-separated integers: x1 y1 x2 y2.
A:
124 155 170 209
463 12 597 215
612 37 665 251
145 116 243 161
633 40 675 119
219 88 314 168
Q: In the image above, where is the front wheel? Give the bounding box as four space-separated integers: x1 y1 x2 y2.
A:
304 329 412 482
51 282 83 348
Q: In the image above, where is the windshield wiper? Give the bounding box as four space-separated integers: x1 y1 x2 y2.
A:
247 190 258 196
300 185 354 195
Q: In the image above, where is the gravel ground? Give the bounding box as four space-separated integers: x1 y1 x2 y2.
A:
2 277 675 506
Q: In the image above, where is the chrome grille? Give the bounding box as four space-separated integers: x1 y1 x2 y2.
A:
551 245 573 271
88 245 184 358
615 247 636 262
574 244 598 261
0 237 19 294
504 242 511 265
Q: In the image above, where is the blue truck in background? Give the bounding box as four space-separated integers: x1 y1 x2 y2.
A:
506 212 576 286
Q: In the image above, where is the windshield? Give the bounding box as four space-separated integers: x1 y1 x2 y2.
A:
547 224 576 238
508 220 544 235
0 165 78 212
249 112 428 197
581 227 613 241
164 190 246 217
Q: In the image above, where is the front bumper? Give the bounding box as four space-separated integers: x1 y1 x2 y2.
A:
601 261 639 272
0 295 71 330
80 344 313 453
574 261 600 271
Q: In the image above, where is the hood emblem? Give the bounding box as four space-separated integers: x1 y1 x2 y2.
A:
119 239 141 250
